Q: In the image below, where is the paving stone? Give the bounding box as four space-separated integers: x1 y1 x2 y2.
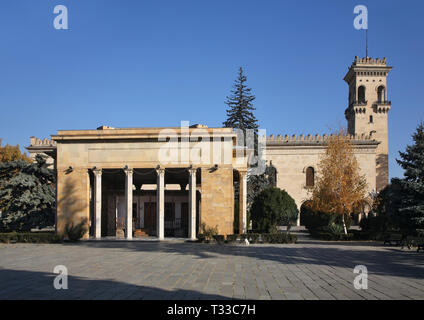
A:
0 240 423 300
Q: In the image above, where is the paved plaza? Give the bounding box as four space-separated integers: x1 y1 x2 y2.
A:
0 239 423 300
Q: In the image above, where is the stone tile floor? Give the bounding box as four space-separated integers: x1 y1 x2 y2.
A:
0 239 423 300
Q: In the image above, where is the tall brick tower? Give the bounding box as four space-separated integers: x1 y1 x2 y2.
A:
344 56 392 191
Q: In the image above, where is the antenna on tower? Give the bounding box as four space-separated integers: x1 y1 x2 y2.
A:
366 28 368 57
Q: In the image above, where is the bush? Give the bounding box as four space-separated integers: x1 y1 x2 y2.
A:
213 235 225 244
247 233 261 243
240 232 297 244
64 221 88 242
309 230 354 241
359 215 396 238
250 187 298 233
302 206 351 232
225 234 238 243
199 223 218 242
0 232 62 244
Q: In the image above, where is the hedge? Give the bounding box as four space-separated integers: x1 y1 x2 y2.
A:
0 232 62 244
242 232 297 244
198 233 297 244
309 230 354 241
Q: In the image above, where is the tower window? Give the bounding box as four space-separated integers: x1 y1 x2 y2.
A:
306 167 315 187
377 86 386 103
358 86 366 103
369 115 373 123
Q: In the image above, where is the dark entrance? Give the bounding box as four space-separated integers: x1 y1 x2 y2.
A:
181 202 189 238
144 202 157 236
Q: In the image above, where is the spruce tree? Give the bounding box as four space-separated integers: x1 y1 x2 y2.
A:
0 154 56 231
395 122 424 231
224 67 278 232
223 67 259 132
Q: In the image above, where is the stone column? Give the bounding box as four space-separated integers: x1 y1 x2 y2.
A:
93 168 102 239
239 169 248 234
156 167 165 240
188 167 197 240
124 167 133 239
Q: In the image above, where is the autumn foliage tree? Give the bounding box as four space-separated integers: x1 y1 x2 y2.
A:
0 142 31 163
307 133 368 234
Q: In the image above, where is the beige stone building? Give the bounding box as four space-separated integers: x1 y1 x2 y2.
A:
28 125 249 239
27 56 391 237
266 56 391 225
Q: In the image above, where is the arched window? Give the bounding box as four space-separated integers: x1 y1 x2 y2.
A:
358 86 366 103
306 167 315 187
377 86 386 103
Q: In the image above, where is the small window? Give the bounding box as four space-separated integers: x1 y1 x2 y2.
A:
306 167 315 187
377 86 386 103
369 115 373 123
358 86 366 103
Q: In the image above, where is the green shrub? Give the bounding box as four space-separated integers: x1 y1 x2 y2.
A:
250 187 298 233
213 235 225 244
247 233 260 243
197 233 205 242
302 208 351 232
199 223 218 241
240 232 297 244
240 233 248 241
309 231 354 241
0 232 62 244
262 232 297 243
64 221 88 242
226 234 238 243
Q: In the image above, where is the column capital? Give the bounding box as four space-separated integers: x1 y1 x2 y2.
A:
93 168 102 176
156 167 165 175
123 167 133 175
238 168 248 176
188 166 197 175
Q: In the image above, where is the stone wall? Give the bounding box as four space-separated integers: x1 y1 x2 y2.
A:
200 166 234 235
56 169 90 239
266 143 377 225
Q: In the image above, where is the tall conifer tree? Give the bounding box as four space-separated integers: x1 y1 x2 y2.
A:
395 122 424 231
223 67 259 133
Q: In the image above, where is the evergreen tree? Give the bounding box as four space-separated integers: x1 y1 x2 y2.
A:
250 187 298 233
0 154 55 231
395 122 424 231
223 67 259 133
247 163 277 206
224 67 278 232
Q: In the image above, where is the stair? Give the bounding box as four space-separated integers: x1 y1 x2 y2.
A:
134 229 149 238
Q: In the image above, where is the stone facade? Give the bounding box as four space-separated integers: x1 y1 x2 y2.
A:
27 56 391 233
200 166 234 236
265 134 378 225
344 56 392 191
265 56 391 225
48 125 247 239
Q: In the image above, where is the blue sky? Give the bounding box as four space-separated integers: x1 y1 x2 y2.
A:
0 0 423 178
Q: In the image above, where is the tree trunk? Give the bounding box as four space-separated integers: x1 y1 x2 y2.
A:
342 214 348 235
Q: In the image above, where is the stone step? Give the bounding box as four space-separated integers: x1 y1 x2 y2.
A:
134 229 149 237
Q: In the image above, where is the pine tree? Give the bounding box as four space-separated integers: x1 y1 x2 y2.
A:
223 67 259 132
224 67 275 232
0 154 55 231
395 122 424 231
